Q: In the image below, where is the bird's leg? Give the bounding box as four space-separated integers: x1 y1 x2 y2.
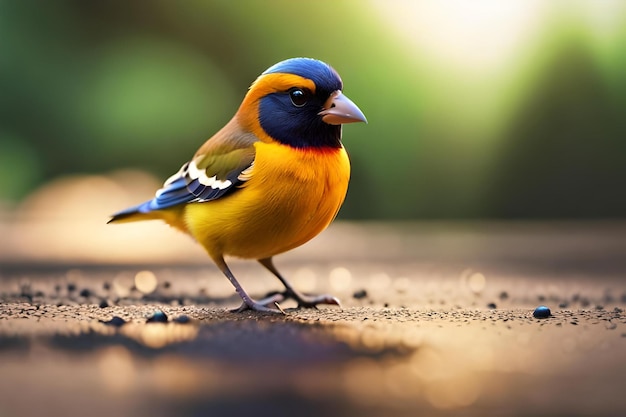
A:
213 256 284 313
258 257 341 309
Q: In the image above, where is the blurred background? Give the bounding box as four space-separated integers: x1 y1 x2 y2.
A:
1 0 626 263
2 0 626 218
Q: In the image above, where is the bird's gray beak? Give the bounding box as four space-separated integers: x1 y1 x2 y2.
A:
319 91 367 125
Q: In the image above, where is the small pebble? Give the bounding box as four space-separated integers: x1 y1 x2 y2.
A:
79 289 91 298
173 315 191 324
101 316 126 327
558 301 569 309
353 289 368 300
147 310 168 323
99 299 109 308
499 291 509 300
67 283 76 292
533 305 551 318
487 302 497 309
103 282 111 291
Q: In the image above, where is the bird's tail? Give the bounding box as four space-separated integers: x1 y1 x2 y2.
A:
107 201 156 224
107 201 184 227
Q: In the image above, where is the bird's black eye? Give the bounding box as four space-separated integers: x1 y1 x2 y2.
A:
289 88 309 107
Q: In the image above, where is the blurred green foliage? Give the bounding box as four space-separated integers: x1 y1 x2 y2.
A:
1 0 625 218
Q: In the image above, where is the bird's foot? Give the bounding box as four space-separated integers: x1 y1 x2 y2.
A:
230 292 286 314
283 290 341 309
230 291 340 313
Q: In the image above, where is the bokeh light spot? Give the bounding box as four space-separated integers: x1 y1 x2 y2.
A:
329 267 352 292
135 270 158 294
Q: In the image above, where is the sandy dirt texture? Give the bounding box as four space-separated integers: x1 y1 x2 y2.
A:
1 222 625 417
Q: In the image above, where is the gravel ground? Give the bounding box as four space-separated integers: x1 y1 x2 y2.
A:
1 222 626 417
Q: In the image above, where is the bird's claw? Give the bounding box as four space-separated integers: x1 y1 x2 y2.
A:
266 290 341 309
294 294 341 309
230 292 287 314
230 301 286 314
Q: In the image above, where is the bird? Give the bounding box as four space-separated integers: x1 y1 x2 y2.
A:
108 57 367 313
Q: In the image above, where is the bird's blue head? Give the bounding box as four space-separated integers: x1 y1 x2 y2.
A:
241 58 366 149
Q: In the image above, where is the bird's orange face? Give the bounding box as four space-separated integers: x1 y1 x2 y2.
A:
235 58 366 149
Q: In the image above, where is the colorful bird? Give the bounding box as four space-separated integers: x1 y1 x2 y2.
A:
108 57 366 312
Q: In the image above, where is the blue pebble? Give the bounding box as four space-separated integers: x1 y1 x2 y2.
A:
533 305 551 318
173 315 191 324
101 316 126 327
147 310 168 323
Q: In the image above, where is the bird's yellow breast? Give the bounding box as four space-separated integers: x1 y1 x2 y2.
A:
183 141 350 260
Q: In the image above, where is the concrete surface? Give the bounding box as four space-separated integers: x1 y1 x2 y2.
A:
1 222 625 417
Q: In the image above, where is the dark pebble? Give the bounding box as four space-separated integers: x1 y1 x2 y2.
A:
499 291 509 300
67 283 76 292
487 302 497 309
21 293 33 303
580 298 590 307
163 281 171 289
173 315 191 324
101 316 126 327
20 286 32 298
353 289 368 300
99 299 109 308
103 282 111 291
558 301 569 309
537 295 546 302
79 289 91 298
533 305 551 318
147 310 168 323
